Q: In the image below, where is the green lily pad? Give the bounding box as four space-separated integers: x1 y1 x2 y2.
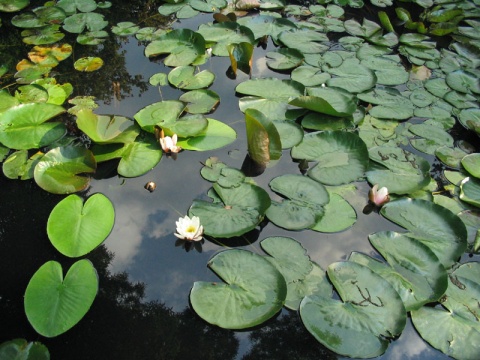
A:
311 193 357 232
168 66 215 90
300 261 406 358
292 131 369 186
435 146 469 169
179 89 220 114
92 134 162 177
145 29 205 66
291 66 331 87
367 146 431 194
1 149 41 180
74 57 104 72
47 193 115 257
361 55 409 86
260 236 332 310
290 86 357 117
189 182 270 238
461 153 480 178
324 58 377 93
190 249 287 329
76 110 140 144
411 264 480 359
266 48 304 70
0 0 30 12
236 15 297 42
0 103 66 150
160 114 208 138
34 146 96 194
0 339 49 360
364 231 448 310
273 120 303 149
57 0 98 14
197 22 254 57
458 108 480 135
133 100 185 133
24 259 98 337
63 12 107 33
266 174 329 230
176 118 236 151
111 22 140 36
380 198 468 268
460 177 480 208
446 69 480 95
409 123 454 155
278 28 328 54
12 5 66 28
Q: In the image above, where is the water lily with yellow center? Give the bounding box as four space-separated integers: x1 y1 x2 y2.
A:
159 129 182 153
174 215 204 241
369 184 390 207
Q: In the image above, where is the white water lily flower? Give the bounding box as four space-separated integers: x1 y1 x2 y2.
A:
159 129 182 153
369 184 390 207
174 215 204 241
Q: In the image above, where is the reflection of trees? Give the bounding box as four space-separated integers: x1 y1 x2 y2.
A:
241 310 338 360
0 176 238 360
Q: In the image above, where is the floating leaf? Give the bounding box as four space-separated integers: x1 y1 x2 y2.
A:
227 42 254 76
324 58 377 93
266 174 329 230
74 57 103 72
245 108 281 165
133 100 185 133
311 193 356 232
176 118 236 151
34 146 96 194
190 249 287 329
380 199 468 267
0 103 66 150
168 66 215 90
290 86 356 117
461 153 480 178
292 131 369 186
300 261 406 358
63 12 107 33
179 89 220 114
0 339 49 360
197 22 255 57
460 177 480 208
76 110 140 144
24 259 98 337
47 193 115 257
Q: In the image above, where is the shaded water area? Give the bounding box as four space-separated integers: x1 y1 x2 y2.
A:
1 0 479 359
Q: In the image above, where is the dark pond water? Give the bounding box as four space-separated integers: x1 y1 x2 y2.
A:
1 1 479 359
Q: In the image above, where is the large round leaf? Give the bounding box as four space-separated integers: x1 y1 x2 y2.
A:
266 48 304 70
197 22 254 57
190 249 287 329
168 66 215 90
47 193 115 257
460 177 480 208
189 182 270 238
133 100 185 133
367 145 431 194
300 261 407 358
145 29 205 66
325 58 377 93
291 131 369 185
311 193 357 232
0 103 66 150
76 110 140 144
461 153 480 178
380 199 468 267
411 263 480 359
266 174 328 230
289 86 357 117
24 259 98 337
245 108 281 165
34 146 96 194
179 89 220 114
176 118 236 151
360 231 448 310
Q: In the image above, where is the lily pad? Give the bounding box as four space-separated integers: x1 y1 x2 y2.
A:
266 174 329 230
364 231 448 310
190 249 287 329
357 87 414 120
189 182 270 238
74 57 103 72
266 48 304 70
311 193 356 232
168 66 215 90
461 153 480 178
197 22 255 57
0 0 30 12
291 131 369 186
63 12 108 33
460 177 480 208
245 108 281 165
289 86 357 117
409 123 454 155
24 259 98 337
0 103 66 150
300 261 407 358
324 58 377 93
47 193 115 257
411 264 480 359
179 89 220 114
176 118 236 151
34 146 96 194
380 198 468 268
367 146 431 194
133 100 185 133
145 29 205 66
76 110 140 144
0 339 49 360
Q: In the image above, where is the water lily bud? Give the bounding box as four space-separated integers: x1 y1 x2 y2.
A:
369 184 390 207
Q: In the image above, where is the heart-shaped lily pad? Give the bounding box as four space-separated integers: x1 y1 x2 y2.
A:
34 146 96 194
0 103 66 150
380 198 468 267
190 249 287 329
47 193 115 257
291 131 369 185
311 193 356 232
168 66 215 90
300 261 407 358
24 259 98 337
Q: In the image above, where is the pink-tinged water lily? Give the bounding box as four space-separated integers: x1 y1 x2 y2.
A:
174 215 204 241
369 184 390 207
159 129 181 153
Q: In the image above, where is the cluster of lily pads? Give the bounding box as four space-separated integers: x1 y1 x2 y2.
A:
0 0 480 358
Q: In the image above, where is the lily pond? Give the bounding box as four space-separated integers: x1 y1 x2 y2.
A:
1 0 480 358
